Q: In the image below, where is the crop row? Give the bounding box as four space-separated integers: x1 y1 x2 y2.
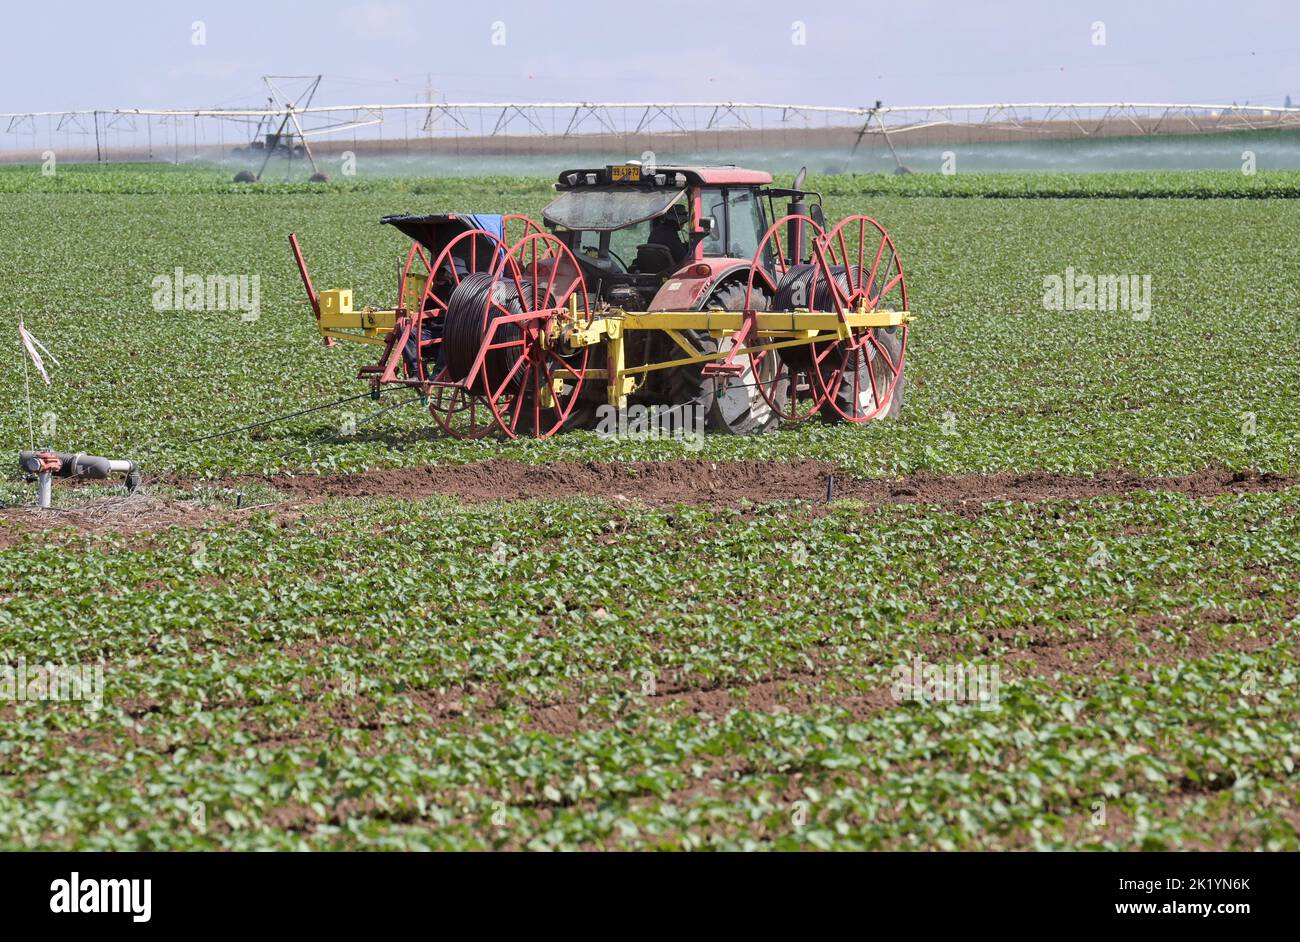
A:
1 487 1297 849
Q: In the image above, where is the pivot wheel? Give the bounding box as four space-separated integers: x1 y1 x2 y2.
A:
820 321 906 422
502 214 553 256
411 229 514 438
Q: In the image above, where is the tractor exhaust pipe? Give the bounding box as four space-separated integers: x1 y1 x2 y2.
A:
786 166 810 265
786 198 810 266
18 450 142 509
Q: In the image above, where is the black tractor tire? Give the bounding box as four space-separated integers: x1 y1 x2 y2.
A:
658 282 779 436
561 399 603 432
821 326 906 421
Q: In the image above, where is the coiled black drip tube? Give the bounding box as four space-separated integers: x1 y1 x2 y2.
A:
442 273 541 392
772 264 854 370
772 263 854 312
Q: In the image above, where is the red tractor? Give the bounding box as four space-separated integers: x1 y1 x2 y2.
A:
291 164 910 439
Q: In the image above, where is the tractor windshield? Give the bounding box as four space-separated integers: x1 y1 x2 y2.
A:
543 187 685 232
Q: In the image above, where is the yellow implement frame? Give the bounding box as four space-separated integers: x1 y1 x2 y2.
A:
313 286 910 408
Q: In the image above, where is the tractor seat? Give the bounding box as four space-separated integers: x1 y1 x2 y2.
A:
633 243 674 275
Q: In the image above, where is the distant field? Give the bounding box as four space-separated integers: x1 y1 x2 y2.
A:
5 163 1300 196
1 166 1297 850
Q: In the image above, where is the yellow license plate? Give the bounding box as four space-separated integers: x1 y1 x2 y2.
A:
610 164 641 182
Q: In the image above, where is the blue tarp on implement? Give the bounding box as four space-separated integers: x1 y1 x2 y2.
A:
378 212 504 255
464 213 503 241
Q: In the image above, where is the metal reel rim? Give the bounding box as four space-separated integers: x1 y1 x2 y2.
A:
811 214 909 315
743 213 829 311
737 216 834 424
426 366 499 440
474 233 592 439
807 215 909 423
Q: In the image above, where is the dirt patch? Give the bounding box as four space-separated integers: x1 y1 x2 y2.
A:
0 493 234 548
262 461 1297 509
5 463 1293 544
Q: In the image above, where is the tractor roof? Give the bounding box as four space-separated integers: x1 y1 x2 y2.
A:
670 166 773 185
555 165 773 189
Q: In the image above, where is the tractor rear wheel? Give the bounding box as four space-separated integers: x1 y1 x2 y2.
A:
664 283 777 436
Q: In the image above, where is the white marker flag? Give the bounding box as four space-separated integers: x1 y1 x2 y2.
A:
18 319 59 385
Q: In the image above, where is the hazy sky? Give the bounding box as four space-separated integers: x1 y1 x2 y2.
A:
7 0 1298 112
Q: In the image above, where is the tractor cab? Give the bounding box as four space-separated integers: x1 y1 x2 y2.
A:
543 165 799 310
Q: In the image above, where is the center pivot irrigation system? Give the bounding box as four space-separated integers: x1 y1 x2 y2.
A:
290 164 911 440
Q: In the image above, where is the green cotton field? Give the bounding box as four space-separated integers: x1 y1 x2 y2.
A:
1 164 1299 850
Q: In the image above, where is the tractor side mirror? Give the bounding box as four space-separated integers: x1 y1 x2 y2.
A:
810 203 825 228
698 217 716 236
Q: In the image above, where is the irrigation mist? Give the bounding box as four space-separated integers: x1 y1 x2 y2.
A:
211 129 1300 180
